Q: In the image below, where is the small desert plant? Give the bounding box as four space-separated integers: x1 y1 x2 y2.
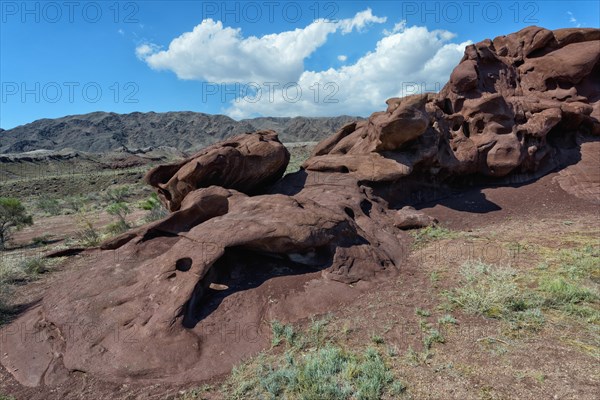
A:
447 260 549 333
139 192 167 222
411 225 457 246
540 277 597 306
371 334 385 344
35 197 61 216
64 195 87 212
448 261 519 318
0 254 46 284
437 314 458 325
423 329 445 349
0 197 33 250
103 186 131 204
228 345 396 400
19 256 47 275
32 234 53 246
228 321 402 399
415 308 431 317
106 202 131 234
74 213 101 247
271 320 297 347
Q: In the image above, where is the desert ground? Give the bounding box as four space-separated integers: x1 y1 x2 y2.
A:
0 140 598 400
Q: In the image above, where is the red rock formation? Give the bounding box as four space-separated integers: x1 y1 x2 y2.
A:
306 26 600 179
144 130 290 211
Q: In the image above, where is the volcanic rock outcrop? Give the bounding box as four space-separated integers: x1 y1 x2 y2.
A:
143 130 290 211
1 26 598 387
306 26 600 181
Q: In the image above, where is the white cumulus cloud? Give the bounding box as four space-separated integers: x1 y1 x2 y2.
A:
227 26 471 118
136 13 471 118
383 20 407 36
338 8 387 34
136 9 386 83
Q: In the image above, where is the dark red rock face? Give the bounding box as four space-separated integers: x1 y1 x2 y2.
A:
307 26 599 179
1 26 598 387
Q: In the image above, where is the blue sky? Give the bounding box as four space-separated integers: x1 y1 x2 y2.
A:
1 0 598 129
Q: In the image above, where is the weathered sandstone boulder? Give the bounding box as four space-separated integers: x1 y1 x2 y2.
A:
144 130 289 211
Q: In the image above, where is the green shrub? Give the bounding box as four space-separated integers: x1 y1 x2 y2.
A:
19 256 47 275
75 214 101 247
106 202 131 232
0 197 33 250
227 322 402 399
411 225 457 246
228 345 395 400
423 329 445 350
139 193 167 222
449 261 519 318
103 186 130 203
540 277 597 306
437 314 457 325
65 195 87 212
35 197 61 215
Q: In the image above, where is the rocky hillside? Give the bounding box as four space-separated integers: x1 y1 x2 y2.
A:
0 112 361 154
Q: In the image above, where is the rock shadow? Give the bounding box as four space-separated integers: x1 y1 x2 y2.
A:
180 246 333 328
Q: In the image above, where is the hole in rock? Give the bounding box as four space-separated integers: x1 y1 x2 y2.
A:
181 247 332 328
344 207 355 219
175 257 193 272
463 122 471 138
475 119 485 134
360 199 372 216
443 98 453 114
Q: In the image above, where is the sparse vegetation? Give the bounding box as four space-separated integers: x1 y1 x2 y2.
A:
371 334 385 344
35 197 61 216
103 186 131 203
437 314 457 325
64 195 88 213
422 329 445 350
415 308 431 317
32 234 53 246
446 260 546 333
0 197 33 250
227 345 396 400
540 277 597 306
139 192 167 222
284 143 316 175
448 261 521 318
19 256 48 275
411 225 458 247
226 321 403 399
443 234 599 336
0 253 54 325
271 320 297 347
0 254 49 284
74 213 102 247
106 202 131 234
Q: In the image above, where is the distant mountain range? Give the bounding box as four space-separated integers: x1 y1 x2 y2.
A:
0 111 363 154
